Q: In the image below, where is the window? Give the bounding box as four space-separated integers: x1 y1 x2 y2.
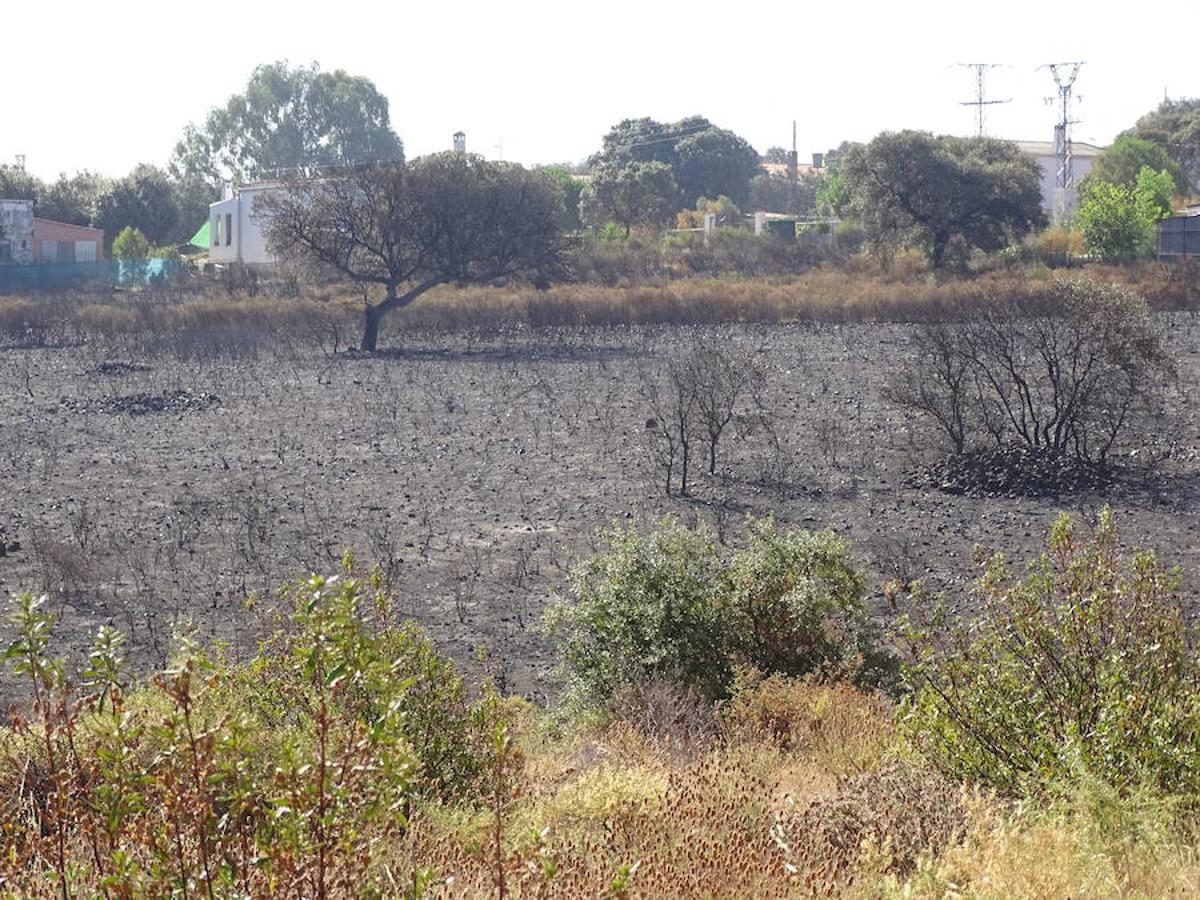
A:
42 240 58 263
225 213 232 247
213 216 220 247
75 241 96 263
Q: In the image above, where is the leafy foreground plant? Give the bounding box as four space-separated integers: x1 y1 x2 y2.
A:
543 517 895 710
898 507 1200 798
0 566 502 897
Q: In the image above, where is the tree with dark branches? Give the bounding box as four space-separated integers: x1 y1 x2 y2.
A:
257 153 566 351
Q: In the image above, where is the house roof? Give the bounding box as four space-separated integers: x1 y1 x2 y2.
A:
32 217 104 235
760 162 824 178
1015 140 1105 158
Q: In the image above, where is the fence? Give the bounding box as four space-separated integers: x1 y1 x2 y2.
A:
0 258 182 293
1159 215 1200 260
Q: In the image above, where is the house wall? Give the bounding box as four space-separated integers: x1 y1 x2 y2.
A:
32 219 105 263
208 186 277 267
0 200 35 265
1030 153 1096 219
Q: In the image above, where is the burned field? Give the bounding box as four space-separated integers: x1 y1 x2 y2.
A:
2 314 1199 702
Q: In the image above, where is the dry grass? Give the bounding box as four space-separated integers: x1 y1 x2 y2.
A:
3 260 1196 351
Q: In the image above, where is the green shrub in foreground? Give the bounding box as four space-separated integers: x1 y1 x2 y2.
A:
898 508 1200 798
544 517 892 708
0 565 503 895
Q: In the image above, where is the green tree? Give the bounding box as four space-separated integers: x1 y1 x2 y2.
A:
843 131 1044 268
259 154 565 351
589 116 760 207
538 165 586 231
579 162 678 236
94 165 180 248
673 128 761 208
112 226 151 281
172 61 404 185
1127 97 1200 192
0 164 42 201
763 146 791 164
813 168 851 218
1075 166 1176 261
1087 135 1186 194
35 171 108 226
748 172 819 215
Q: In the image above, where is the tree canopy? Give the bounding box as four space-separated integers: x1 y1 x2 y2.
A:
842 131 1044 268
579 161 678 236
94 165 184 247
172 61 404 185
1075 166 1176 261
1126 97 1200 193
259 154 565 351
1087 135 1186 194
589 116 759 208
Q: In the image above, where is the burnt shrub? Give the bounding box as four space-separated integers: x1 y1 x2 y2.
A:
888 279 1174 464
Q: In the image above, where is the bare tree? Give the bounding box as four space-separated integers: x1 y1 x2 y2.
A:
888 281 1174 463
258 154 565 351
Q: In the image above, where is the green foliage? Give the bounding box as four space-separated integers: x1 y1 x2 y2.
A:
111 226 150 261
899 509 1200 798
579 162 679 237
814 168 851 218
1127 96 1200 192
843 131 1045 268
1088 135 1186 194
762 146 791 164
589 116 760 208
0 566 506 893
538 165 586 231
726 519 895 689
1075 166 1175 261
94 165 182 247
172 61 403 184
544 518 892 708
544 520 729 707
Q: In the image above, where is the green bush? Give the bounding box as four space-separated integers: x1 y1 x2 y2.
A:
544 518 892 708
898 508 1200 797
543 520 728 707
727 519 896 690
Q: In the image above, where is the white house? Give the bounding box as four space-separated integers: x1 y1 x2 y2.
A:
208 182 281 268
1015 139 1104 220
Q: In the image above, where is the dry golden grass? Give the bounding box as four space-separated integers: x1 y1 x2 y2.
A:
4 260 1195 349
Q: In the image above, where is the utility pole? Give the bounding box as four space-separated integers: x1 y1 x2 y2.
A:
1040 61 1084 224
788 119 798 215
958 63 1009 137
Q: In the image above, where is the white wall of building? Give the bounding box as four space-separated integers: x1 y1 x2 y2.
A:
208 184 279 267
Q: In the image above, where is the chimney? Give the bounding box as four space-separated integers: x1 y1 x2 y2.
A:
453 131 466 154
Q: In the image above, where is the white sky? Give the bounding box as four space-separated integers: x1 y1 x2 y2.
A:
5 0 1197 180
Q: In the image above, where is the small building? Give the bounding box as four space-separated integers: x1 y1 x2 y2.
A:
208 182 280 268
1158 207 1200 260
0 199 35 265
32 218 104 263
1015 139 1104 219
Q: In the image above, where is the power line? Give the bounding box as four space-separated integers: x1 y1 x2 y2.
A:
957 63 1010 137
